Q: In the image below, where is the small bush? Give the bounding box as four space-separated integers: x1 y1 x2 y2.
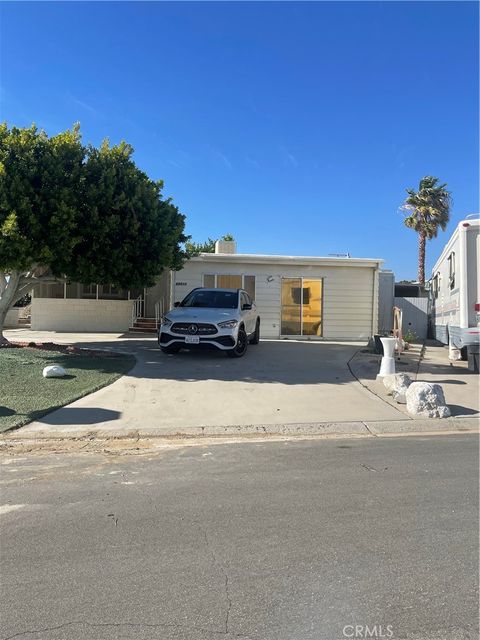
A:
403 329 418 344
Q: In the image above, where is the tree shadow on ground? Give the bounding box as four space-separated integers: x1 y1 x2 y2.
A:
36 352 135 376
67 339 364 386
0 348 135 432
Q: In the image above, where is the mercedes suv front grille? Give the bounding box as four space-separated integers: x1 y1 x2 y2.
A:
171 322 217 335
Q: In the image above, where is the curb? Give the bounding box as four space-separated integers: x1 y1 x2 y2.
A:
1 417 478 442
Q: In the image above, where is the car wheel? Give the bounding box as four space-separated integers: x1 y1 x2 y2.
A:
249 319 260 345
160 345 181 354
227 327 248 358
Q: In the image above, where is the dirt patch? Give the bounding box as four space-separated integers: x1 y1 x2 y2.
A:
0 432 369 458
0 435 156 457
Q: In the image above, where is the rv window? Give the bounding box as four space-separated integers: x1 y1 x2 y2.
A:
448 253 455 289
432 274 439 299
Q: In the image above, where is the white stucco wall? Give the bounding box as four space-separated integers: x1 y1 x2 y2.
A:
31 298 133 332
173 258 379 340
4 308 20 327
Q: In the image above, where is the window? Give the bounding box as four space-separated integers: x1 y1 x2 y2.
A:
202 274 256 300
66 282 79 299
432 273 440 299
240 292 251 309
217 274 243 289
181 289 239 309
281 278 323 336
291 287 310 305
36 283 65 299
81 284 97 299
448 253 455 289
243 276 256 301
98 284 128 300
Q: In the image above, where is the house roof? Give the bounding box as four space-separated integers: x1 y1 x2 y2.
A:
191 252 383 268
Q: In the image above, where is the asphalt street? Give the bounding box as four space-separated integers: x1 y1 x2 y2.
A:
0 435 478 640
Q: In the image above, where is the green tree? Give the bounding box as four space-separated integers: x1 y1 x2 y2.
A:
402 176 451 285
0 123 186 341
185 234 235 257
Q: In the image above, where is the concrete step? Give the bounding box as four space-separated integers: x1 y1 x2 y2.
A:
128 326 157 334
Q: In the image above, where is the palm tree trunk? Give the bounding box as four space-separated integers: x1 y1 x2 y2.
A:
418 231 426 285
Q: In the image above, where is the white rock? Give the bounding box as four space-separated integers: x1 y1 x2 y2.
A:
392 391 407 404
42 364 67 378
436 406 451 419
406 382 451 418
383 373 413 396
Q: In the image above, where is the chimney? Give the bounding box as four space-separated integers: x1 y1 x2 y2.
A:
215 240 237 254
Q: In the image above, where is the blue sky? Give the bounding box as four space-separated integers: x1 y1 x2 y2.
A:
1 1 478 279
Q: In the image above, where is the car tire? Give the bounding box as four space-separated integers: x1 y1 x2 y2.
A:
249 319 260 345
160 345 181 354
226 327 248 358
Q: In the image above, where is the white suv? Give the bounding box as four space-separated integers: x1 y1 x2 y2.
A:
158 288 260 358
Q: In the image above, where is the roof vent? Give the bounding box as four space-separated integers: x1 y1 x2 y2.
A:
215 240 237 254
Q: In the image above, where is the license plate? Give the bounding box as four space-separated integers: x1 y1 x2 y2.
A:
185 336 200 344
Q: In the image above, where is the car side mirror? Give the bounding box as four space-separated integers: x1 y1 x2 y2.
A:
174 301 181 307
242 303 252 310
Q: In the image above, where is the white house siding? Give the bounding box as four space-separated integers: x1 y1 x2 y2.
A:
31 298 133 332
145 270 171 317
173 259 378 340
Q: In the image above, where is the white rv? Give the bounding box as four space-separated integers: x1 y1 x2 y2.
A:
429 215 479 368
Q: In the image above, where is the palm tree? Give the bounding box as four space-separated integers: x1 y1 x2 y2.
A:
402 176 452 285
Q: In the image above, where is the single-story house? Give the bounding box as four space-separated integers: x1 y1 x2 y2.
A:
26 240 384 340
30 271 170 333
173 240 382 340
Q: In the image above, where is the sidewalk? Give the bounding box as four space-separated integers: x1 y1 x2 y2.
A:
349 341 479 419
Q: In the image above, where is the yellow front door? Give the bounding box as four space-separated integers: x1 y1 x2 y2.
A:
281 278 323 336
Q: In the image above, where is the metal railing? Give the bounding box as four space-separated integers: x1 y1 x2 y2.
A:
154 300 164 328
131 295 144 326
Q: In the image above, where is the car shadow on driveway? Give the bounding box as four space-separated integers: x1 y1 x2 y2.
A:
39 408 121 425
80 339 365 386
6 331 370 387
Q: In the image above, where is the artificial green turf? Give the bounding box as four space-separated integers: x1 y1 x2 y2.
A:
0 348 135 432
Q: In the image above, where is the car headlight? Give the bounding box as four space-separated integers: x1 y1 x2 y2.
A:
218 319 238 329
160 317 172 326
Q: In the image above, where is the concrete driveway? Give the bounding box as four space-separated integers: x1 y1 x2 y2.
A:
5 330 406 436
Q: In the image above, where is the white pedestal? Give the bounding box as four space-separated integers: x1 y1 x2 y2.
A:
376 337 396 380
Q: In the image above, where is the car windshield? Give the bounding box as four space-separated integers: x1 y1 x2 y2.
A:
181 290 239 309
